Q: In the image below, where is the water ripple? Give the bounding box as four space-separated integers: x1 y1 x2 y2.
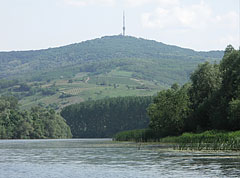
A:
0 139 240 178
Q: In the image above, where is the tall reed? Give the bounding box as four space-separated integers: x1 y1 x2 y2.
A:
114 129 240 151
113 129 159 142
160 130 240 151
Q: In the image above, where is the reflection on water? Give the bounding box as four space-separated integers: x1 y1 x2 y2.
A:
0 139 240 178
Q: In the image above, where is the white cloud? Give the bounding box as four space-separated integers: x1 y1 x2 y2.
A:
140 0 239 50
142 1 213 30
142 8 176 29
64 0 115 7
176 2 212 29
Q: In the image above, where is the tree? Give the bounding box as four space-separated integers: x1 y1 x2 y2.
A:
228 99 240 130
61 96 153 138
171 83 179 91
0 97 72 139
148 85 191 136
189 62 221 108
188 62 222 130
224 44 235 55
214 47 240 130
17 83 31 92
220 48 240 101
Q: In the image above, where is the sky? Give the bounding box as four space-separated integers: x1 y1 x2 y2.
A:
0 0 239 51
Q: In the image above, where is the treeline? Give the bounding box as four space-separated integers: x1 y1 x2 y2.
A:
61 96 153 138
0 81 59 101
0 96 72 139
0 79 19 89
115 45 240 141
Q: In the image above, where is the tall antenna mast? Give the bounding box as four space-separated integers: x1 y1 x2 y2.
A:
123 11 126 36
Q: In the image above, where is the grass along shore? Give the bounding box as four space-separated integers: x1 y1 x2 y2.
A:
113 130 240 151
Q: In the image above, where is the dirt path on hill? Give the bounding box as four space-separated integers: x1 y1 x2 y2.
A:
85 77 90 83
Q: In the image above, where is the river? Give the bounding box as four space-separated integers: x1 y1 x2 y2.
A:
0 139 240 178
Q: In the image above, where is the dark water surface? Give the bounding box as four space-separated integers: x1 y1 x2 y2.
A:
0 139 240 178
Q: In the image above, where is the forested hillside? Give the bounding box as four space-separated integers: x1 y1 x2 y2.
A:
0 35 224 110
0 35 223 85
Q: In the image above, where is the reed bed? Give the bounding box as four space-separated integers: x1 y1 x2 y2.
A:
160 130 240 151
114 130 240 151
113 129 159 142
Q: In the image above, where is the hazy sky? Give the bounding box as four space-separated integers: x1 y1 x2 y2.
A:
0 0 239 51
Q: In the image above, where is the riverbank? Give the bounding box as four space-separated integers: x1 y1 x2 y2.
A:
113 130 240 151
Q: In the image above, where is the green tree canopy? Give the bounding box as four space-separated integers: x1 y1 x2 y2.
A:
188 62 222 130
148 85 191 136
61 96 152 138
0 97 72 139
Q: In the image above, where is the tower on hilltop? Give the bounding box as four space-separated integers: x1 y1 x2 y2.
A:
123 11 126 36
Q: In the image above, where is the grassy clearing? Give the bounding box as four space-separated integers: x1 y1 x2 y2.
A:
106 69 133 77
88 76 139 85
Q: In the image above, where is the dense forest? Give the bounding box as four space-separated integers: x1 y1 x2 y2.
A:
61 96 152 138
0 96 72 139
115 45 240 141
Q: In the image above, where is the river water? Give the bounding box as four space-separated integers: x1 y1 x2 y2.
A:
0 139 240 178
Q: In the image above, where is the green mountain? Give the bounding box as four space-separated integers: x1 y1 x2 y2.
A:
0 35 224 110
0 35 223 84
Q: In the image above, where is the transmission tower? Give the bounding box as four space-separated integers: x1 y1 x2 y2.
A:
123 11 126 36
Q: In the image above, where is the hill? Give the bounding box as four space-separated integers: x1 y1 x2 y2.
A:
0 35 223 83
0 35 224 109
